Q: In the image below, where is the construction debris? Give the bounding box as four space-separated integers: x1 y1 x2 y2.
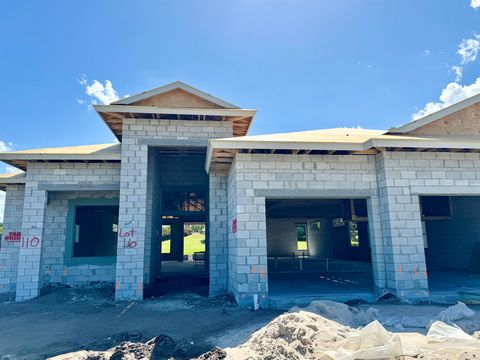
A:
209 301 480 360
48 335 181 360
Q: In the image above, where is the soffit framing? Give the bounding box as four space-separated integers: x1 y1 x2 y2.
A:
94 105 255 140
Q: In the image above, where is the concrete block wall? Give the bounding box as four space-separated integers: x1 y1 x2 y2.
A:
145 150 160 283
227 159 240 301
16 180 47 301
15 162 120 301
116 135 148 301
227 153 384 307
375 151 480 298
42 191 119 286
116 118 233 301
0 185 25 293
208 170 228 295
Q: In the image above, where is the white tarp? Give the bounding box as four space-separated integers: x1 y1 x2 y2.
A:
321 319 480 360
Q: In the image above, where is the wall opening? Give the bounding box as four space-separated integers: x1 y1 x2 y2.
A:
266 198 375 302
146 148 209 297
420 195 480 295
73 205 118 257
65 198 119 266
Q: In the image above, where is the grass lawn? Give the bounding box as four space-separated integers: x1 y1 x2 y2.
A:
161 232 205 255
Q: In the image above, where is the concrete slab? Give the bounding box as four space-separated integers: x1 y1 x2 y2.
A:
268 270 375 309
428 270 480 304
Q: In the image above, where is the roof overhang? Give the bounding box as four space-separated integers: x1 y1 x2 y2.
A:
206 133 480 173
0 144 121 171
94 105 256 140
206 137 371 173
0 172 26 190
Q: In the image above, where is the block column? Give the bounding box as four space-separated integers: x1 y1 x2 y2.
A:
115 135 149 301
0 185 25 293
375 152 429 299
15 184 47 302
227 161 268 308
208 170 228 295
366 195 388 294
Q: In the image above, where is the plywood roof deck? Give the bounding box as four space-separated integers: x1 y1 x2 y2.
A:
0 144 120 171
206 128 480 172
0 171 26 190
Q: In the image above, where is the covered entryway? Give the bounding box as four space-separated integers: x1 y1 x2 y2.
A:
420 196 480 301
266 198 375 306
145 147 209 297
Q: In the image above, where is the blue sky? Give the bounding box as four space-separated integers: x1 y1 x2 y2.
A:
0 1 479 174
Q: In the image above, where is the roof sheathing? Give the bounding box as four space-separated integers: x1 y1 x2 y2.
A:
0 144 121 171
0 172 26 190
206 129 480 172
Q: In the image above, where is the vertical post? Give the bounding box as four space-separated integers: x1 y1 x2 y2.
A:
115 135 148 301
15 185 47 302
375 152 429 299
208 171 229 295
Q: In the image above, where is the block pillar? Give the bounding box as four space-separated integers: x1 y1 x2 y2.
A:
0 185 25 293
376 153 429 299
15 186 47 302
366 195 388 294
208 170 228 295
115 138 149 301
227 163 269 308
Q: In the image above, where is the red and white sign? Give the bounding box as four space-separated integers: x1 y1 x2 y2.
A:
4 232 21 242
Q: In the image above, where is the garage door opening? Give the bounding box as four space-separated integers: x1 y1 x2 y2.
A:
421 196 480 298
266 198 375 304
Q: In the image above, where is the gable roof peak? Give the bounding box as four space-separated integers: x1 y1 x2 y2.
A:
111 80 239 109
389 92 480 134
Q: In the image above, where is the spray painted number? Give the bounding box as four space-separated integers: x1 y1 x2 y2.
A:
21 236 40 249
119 229 137 248
125 239 137 248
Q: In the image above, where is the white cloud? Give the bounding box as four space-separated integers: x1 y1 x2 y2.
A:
84 80 119 105
471 0 480 9
457 35 480 64
451 65 463 82
78 74 88 86
412 77 480 119
78 75 120 107
0 140 13 152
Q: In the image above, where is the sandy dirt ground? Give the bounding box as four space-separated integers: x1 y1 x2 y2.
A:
0 285 280 360
1 285 480 359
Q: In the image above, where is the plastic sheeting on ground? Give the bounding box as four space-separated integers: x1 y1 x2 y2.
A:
319 319 480 360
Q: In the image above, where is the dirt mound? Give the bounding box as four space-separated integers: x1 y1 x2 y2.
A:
198 301 480 360
195 347 227 360
223 310 352 360
48 334 181 360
